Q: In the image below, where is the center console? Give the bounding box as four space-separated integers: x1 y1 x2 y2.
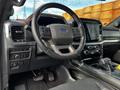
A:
77 18 103 60
82 44 102 59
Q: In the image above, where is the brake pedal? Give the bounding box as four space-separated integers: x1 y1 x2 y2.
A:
32 71 44 81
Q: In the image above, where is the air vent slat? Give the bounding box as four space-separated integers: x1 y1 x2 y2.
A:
11 26 25 42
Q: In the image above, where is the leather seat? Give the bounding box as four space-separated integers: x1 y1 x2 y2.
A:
50 78 110 90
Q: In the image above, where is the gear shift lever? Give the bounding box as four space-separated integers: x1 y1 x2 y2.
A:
99 58 114 73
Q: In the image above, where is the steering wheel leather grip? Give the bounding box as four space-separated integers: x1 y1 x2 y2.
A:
32 3 86 60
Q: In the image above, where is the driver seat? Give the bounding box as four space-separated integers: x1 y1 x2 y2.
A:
49 78 110 90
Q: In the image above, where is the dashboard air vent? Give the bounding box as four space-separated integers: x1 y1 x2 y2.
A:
11 26 25 42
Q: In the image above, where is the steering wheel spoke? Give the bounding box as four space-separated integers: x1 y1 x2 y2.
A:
51 43 75 55
72 27 81 38
68 46 75 53
72 42 79 45
39 26 51 40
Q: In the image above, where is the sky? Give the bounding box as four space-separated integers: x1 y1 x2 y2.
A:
11 0 114 19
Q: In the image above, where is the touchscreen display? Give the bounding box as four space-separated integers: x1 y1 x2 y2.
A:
72 19 101 42
85 23 100 41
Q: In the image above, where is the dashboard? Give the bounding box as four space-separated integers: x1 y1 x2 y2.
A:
4 14 103 74
73 18 103 59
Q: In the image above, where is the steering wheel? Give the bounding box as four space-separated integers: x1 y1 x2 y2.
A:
32 3 85 60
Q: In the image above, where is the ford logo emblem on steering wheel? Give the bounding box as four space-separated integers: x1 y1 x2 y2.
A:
60 28 68 32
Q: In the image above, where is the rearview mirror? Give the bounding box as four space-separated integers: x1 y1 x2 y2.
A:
97 0 106 1
12 0 26 6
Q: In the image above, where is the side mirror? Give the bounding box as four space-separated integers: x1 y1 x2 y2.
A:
12 0 26 6
113 22 120 28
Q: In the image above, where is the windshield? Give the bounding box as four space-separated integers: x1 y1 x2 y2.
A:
11 0 113 19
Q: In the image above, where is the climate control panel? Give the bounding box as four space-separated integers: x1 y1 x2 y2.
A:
82 44 103 59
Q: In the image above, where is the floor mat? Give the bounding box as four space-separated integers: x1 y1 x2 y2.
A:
27 79 48 90
10 79 48 90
